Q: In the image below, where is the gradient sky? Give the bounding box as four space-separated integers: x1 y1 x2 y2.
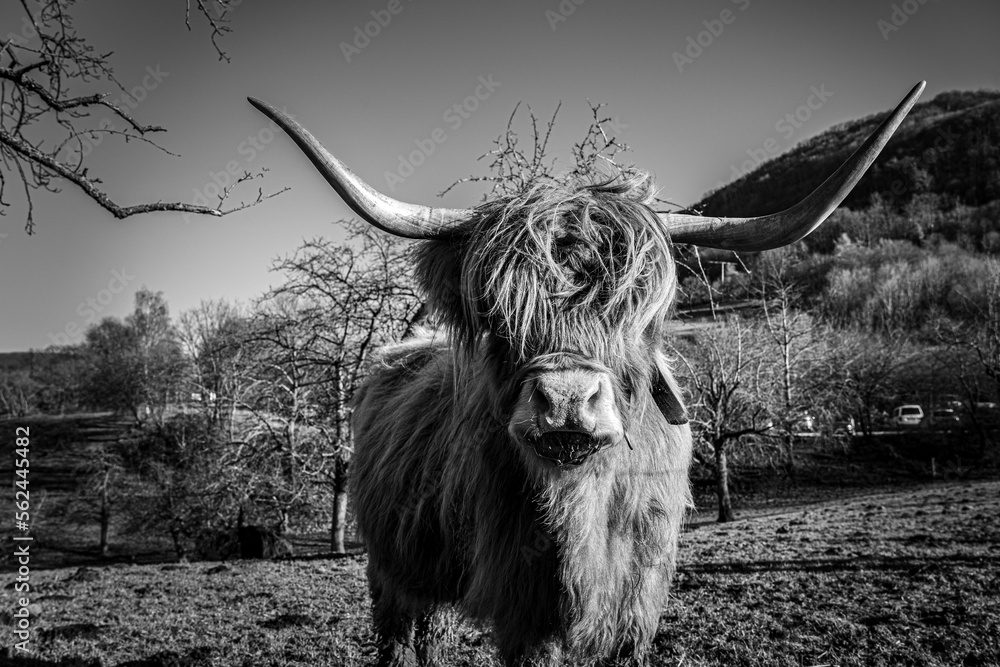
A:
1 0 997 351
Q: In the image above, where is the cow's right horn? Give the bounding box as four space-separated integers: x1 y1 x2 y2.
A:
248 98 473 240
663 81 925 251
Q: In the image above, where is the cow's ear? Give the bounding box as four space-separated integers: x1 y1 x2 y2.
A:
650 350 688 425
412 239 466 333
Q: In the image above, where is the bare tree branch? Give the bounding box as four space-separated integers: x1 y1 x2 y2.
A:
0 126 223 219
440 99 637 201
0 1 267 233
185 0 235 63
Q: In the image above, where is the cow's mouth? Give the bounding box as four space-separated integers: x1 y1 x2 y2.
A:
528 432 611 466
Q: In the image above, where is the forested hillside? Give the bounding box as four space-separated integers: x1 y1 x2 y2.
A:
697 89 1000 221
679 88 1000 331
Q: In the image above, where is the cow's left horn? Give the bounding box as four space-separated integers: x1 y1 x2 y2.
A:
248 98 473 239
664 81 925 251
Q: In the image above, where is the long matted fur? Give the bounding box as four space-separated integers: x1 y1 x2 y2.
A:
351 171 693 666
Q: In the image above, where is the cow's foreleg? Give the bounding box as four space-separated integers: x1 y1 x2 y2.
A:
369 572 419 667
413 606 444 665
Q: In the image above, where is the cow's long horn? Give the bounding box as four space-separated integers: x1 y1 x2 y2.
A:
248 98 473 239
665 81 925 251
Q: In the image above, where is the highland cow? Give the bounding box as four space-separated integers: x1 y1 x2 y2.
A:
249 81 924 666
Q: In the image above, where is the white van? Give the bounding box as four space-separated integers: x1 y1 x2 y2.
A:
892 404 924 427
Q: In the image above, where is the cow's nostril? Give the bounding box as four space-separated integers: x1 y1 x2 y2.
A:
531 382 551 415
587 385 601 408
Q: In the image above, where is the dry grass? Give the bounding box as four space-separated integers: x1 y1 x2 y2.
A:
2 479 998 666
659 481 1000 666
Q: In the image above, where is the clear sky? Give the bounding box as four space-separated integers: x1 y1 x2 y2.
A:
1 0 997 351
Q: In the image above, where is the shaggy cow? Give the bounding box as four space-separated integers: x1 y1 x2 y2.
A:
249 82 924 666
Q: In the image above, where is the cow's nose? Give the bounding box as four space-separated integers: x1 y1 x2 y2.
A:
530 373 604 433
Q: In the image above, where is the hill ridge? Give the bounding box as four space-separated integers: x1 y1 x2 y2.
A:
696 88 1000 217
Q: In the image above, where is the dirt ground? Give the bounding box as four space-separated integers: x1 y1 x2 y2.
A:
2 478 998 666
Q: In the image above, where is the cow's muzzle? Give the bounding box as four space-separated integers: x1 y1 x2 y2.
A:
510 368 625 466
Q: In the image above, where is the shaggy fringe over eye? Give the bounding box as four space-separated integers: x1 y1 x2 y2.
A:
455 169 676 366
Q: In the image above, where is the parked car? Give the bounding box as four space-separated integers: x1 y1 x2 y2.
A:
937 393 961 405
832 416 856 436
892 404 925 427
930 408 961 427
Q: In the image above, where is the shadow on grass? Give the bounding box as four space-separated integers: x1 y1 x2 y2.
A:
679 552 998 576
0 540 187 572
0 528 366 573
5 646 216 667
289 545 367 562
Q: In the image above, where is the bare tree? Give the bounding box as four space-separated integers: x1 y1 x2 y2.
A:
0 368 40 417
828 327 910 437
677 319 772 522
128 412 242 561
91 452 116 558
931 258 1000 452
0 0 278 233
266 221 422 552
230 298 330 535
69 445 121 558
125 289 186 425
756 252 838 472
927 346 996 454
66 415 147 558
78 290 185 424
948 259 1000 401
131 226 420 554
980 260 1000 397
176 299 250 436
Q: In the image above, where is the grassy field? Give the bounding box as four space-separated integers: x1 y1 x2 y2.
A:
2 416 999 666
